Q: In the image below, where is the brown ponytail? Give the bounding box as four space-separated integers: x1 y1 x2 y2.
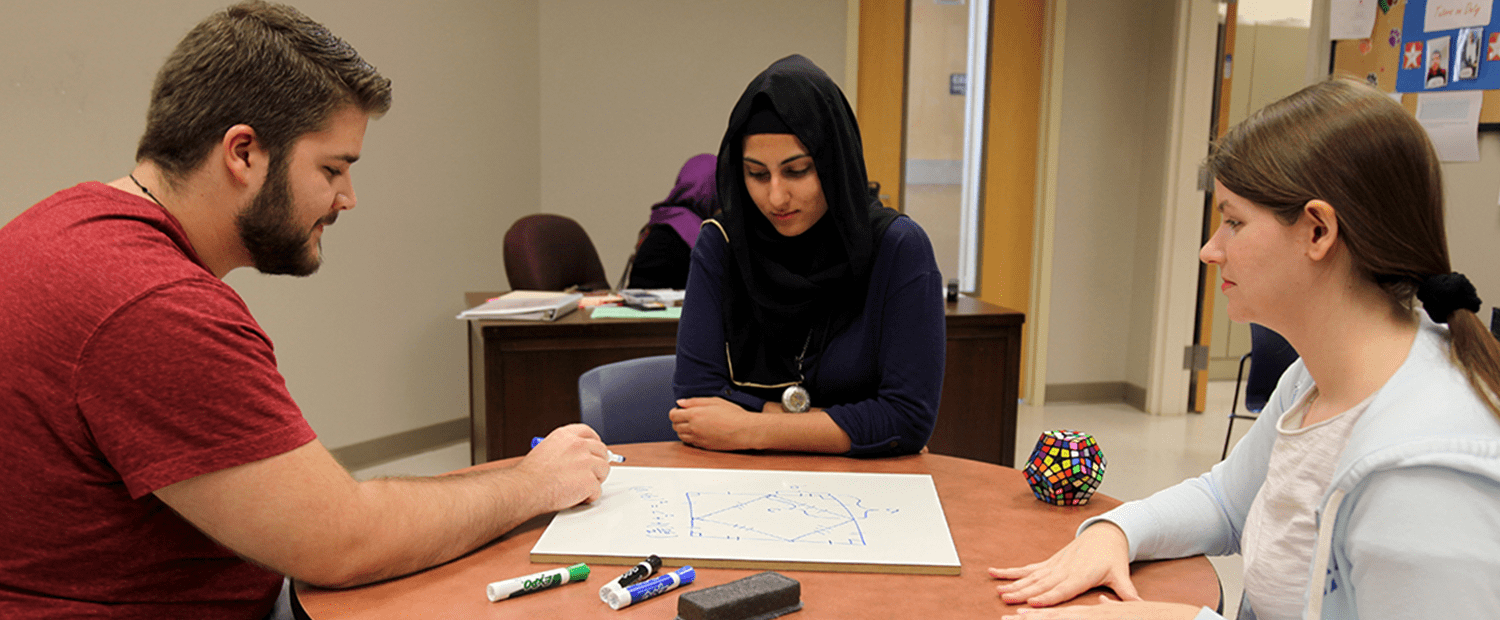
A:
1447 309 1500 419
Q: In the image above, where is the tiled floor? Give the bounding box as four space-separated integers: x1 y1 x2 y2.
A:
350 380 1252 618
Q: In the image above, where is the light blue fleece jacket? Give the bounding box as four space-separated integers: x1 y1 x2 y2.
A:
1084 315 1500 619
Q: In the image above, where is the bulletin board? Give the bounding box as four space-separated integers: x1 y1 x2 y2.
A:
1333 0 1500 127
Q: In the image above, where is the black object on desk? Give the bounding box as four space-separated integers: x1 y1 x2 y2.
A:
621 289 668 310
677 571 802 620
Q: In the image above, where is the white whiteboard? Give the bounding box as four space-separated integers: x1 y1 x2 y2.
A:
530 467 961 575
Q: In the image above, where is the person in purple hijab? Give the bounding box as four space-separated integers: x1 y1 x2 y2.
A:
623 153 719 289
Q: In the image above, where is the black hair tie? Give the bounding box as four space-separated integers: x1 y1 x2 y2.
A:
1417 272 1482 323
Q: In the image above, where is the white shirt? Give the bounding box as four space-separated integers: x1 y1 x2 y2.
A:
1241 387 1372 620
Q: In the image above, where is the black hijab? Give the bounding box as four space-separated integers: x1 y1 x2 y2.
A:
713 54 901 389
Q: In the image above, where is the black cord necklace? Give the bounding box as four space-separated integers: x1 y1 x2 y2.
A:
128 173 168 210
780 331 813 413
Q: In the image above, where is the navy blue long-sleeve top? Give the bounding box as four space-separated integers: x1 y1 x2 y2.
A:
673 216 946 456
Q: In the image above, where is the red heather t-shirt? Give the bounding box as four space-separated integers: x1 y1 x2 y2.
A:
0 183 317 619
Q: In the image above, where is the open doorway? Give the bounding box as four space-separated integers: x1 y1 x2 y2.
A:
1191 0 1314 411
901 0 989 290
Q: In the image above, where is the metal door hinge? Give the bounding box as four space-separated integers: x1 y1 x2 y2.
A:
1184 344 1209 371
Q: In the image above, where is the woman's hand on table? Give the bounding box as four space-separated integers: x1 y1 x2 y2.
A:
989 521 1139 607
669 397 764 451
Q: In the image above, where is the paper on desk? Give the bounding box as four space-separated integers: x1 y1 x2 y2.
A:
590 306 683 320
1415 91 1483 162
578 294 624 308
456 291 582 321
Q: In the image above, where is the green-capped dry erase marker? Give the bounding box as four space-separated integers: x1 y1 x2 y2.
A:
486 563 590 602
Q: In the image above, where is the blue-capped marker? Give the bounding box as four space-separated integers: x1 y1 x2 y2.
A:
603 565 695 610
531 436 625 462
599 555 662 602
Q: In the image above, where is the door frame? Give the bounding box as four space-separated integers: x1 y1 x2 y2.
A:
1143 0 1219 415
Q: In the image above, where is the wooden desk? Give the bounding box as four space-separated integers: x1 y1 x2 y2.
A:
296 443 1219 618
466 293 1024 466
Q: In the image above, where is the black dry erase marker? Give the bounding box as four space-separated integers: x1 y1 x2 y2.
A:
598 555 662 602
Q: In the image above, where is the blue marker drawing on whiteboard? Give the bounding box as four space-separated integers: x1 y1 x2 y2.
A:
685 487 898 545
529 467 963 576
630 487 679 538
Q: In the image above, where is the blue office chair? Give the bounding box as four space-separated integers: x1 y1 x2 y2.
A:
1221 323 1298 460
578 355 680 444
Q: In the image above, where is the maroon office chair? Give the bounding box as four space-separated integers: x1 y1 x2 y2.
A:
502 214 612 292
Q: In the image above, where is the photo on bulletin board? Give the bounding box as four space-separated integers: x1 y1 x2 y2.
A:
1456 27 1484 79
1426 35 1451 88
1396 0 1499 92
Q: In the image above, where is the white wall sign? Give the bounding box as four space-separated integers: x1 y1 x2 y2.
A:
1426 0 1494 32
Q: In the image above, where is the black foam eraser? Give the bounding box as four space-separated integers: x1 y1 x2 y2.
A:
677 571 802 620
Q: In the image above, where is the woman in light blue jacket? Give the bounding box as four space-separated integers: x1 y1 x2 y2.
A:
988 79 1500 619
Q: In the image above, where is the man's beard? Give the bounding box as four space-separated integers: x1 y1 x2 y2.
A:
236 161 334 276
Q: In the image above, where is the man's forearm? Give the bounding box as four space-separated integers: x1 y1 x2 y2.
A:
157 428 608 590
301 465 552 588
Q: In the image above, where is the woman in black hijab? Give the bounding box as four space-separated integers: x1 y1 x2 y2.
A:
669 54 945 456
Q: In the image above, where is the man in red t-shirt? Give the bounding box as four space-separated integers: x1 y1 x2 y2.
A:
0 3 610 619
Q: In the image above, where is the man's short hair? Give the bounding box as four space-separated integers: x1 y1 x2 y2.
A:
136 1 393 186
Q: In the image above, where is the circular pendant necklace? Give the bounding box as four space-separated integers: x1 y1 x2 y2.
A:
781 331 812 413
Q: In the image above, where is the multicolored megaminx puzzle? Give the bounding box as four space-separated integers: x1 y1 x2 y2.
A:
1023 430 1106 506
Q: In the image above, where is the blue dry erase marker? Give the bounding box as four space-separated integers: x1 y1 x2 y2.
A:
530 436 625 463
603 565 695 610
599 555 662 602
485 563 590 602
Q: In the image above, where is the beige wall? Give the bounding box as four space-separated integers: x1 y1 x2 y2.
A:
1444 133 1500 329
1045 0 1176 388
1226 23 1313 128
536 1 848 281
2 1 847 453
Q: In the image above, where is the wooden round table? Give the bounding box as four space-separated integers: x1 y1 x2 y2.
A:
297 442 1219 618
